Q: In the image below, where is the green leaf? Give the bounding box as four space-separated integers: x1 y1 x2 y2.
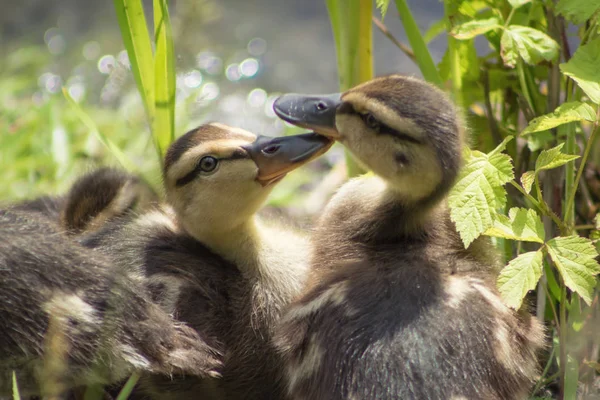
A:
498 250 543 309
424 18 447 44
153 0 176 159
376 0 391 19
12 371 21 400
113 0 155 120
62 88 135 171
394 0 443 87
521 171 535 194
450 17 502 40
556 0 600 24
485 207 545 243
521 102 596 136
449 137 514 247
561 38 600 105
438 39 479 82
500 26 559 67
508 0 531 8
546 236 600 305
526 130 554 152
535 143 580 172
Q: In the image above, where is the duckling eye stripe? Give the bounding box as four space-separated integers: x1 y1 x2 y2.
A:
379 126 422 144
175 152 249 187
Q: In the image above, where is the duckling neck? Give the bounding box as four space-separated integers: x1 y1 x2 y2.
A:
319 176 444 245
188 218 262 269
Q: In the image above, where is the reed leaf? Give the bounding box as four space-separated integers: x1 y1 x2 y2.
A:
113 0 155 119
153 0 176 160
394 0 443 88
62 88 135 171
326 0 373 176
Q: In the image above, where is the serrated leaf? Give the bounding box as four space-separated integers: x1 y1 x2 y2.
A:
376 0 391 19
546 236 600 305
449 139 514 247
521 171 535 194
508 0 531 8
556 0 600 24
485 207 544 243
450 17 502 40
535 143 580 172
561 38 600 105
498 250 543 309
501 26 559 67
521 102 596 136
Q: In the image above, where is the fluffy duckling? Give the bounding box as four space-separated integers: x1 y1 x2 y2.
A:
80 123 333 399
0 209 222 398
7 168 157 234
273 75 544 400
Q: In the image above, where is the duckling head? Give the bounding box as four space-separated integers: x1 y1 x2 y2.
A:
163 123 332 239
273 75 464 207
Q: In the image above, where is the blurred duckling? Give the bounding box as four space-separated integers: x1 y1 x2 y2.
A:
7 167 157 234
0 209 222 398
81 123 333 399
273 75 544 400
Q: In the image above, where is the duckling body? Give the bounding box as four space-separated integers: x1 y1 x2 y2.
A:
0 209 221 397
7 168 157 235
273 75 544 400
79 124 332 399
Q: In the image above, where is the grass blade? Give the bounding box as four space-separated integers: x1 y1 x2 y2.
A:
113 0 155 120
326 0 372 176
12 371 21 400
153 0 176 160
116 372 141 400
62 88 136 171
393 0 443 88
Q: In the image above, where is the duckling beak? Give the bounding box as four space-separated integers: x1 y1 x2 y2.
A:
243 133 334 186
272 93 342 139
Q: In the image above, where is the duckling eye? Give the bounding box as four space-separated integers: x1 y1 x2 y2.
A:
262 144 280 155
364 113 380 131
315 101 327 111
199 156 218 173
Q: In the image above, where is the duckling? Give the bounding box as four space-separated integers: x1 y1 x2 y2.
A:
80 123 333 399
272 75 544 400
0 209 222 398
7 167 157 234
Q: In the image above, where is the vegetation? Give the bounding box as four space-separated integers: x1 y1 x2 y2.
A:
3 0 600 398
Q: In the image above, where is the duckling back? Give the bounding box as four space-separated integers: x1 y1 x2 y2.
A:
0 209 222 397
6 167 157 234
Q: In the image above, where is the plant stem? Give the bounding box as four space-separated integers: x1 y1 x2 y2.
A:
564 109 600 228
372 16 416 62
510 180 566 232
559 284 568 399
562 78 576 231
532 344 557 395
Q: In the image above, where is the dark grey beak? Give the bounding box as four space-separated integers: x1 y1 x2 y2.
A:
273 93 342 139
243 133 334 186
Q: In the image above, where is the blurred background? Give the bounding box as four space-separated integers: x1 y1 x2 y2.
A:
0 0 446 217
